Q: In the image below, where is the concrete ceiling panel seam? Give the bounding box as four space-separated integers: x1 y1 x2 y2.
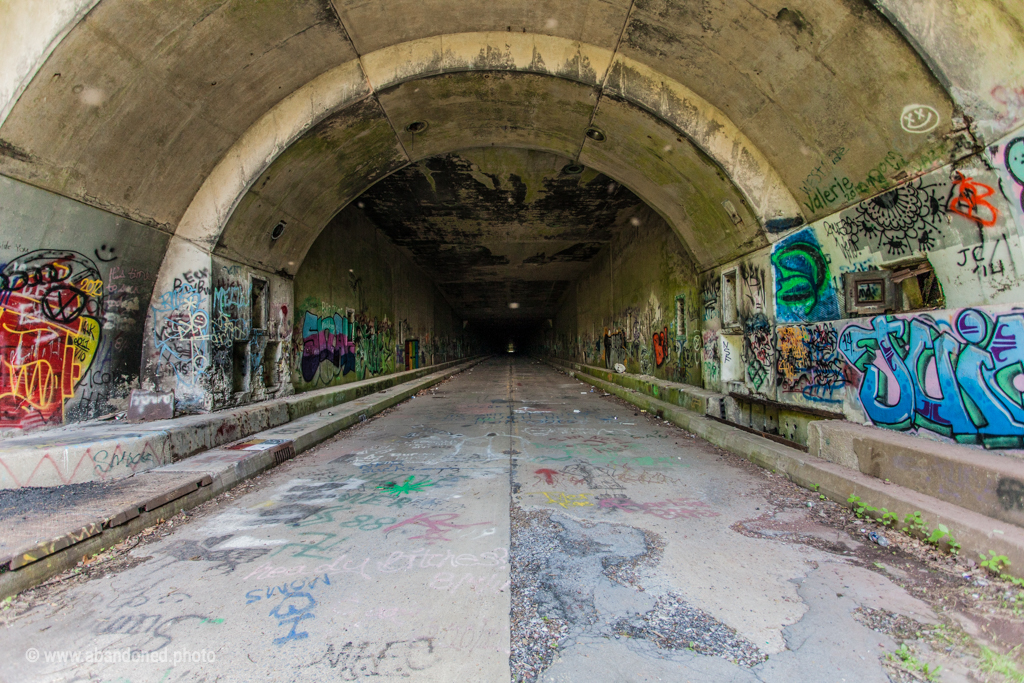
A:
575 0 636 155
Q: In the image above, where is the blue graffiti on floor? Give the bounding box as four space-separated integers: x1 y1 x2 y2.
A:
839 309 1024 447
246 573 331 645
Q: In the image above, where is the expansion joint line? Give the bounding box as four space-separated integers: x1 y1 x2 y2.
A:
507 357 517 499
507 356 516 457
575 0 637 163
330 6 416 164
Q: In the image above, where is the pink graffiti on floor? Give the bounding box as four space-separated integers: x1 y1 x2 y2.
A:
243 555 372 582
377 548 508 573
381 513 491 544
597 496 719 520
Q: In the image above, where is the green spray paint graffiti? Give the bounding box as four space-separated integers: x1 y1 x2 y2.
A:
377 476 436 496
771 227 841 323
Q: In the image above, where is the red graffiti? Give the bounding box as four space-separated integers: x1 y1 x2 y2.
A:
597 496 719 520
381 513 490 544
948 172 998 227
652 327 669 367
1 250 103 429
0 437 166 488
534 468 559 485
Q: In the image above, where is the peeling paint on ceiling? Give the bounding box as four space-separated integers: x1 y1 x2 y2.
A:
351 148 644 318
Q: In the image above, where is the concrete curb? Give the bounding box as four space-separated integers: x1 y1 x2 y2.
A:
0 356 485 489
0 357 486 600
543 357 1024 580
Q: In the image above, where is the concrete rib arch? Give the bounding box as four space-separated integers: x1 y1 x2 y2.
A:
171 32 803 253
142 32 806 405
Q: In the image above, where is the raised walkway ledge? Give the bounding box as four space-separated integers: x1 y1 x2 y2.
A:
0 357 486 598
542 356 1024 580
0 356 485 490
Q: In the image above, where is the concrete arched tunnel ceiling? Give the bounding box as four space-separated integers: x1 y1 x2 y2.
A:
334 148 658 322
1 0 1021 323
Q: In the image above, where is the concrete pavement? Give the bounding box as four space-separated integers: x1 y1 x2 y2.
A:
0 358 999 682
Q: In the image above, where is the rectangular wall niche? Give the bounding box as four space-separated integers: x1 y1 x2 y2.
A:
721 269 739 330
252 277 268 329
263 341 280 389
232 341 247 393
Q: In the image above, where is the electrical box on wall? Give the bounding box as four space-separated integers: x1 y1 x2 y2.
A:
843 270 896 316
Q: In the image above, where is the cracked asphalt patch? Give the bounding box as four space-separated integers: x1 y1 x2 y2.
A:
510 504 667 683
515 361 1015 682
610 593 767 667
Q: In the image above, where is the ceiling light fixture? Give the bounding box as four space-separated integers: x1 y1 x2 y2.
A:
406 120 428 133
585 127 606 142
562 163 584 175
271 220 287 240
508 302 520 309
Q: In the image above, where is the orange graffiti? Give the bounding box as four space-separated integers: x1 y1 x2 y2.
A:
652 327 669 367
948 172 998 227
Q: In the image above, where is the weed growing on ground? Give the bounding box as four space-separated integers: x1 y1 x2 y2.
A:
901 511 928 536
881 510 899 527
977 551 1024 587
980 646 1024 683
844 496 964 556
980 551 1011 575
848 495 870 518
887 644 942 681
925 525 960 555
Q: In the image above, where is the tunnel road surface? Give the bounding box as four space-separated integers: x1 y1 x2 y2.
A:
0 358 957 682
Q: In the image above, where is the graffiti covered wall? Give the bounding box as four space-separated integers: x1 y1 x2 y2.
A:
839 307 1024 447
717 137 1024 442
207 259 293 409
545 205 703 387
0 175 168 433
548 127 1024 452
292 208 469 392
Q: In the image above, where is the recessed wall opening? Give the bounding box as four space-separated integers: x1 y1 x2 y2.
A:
263 341 280 389
232 341 248 393
721 269 739 329
252 277 268 329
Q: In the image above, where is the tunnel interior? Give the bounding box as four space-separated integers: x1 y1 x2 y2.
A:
1 0 1024 455
316 149 658 355
4 7 1024 680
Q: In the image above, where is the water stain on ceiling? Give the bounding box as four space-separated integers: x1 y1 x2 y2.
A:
353 148 645 318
